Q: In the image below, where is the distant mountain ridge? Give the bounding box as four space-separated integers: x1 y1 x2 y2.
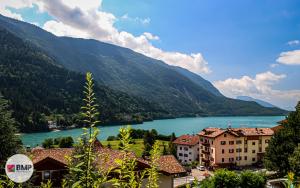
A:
236 96 277 108
0 14 287 118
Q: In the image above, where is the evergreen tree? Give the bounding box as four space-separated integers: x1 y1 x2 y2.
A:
264 101 300 175
0 95 21 161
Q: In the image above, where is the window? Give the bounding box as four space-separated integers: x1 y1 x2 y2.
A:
43 171 51 180
179 153 183 156
185 160 187 162
236 148 242 153
229 158 234 162
212 141 214 144
189 159 192 161
184 147 188 151
184 154 188 157
245 140 248 144
222 158 224 162
259 140 262 144
197 148 199 151
252 150 256 154
244 148 248 153
189 146 192 148
229 141 234 145
265 139 270 143
189 152 192 155
252 142 256 145
211 149 213 154
252 158 256 162
221 141 226 145
259 147 262 152
180 147 182 150
236 140 242 144
244 156 247 160
222 149 225 154
236 156 242 161
229 149 234 153
224 134 227 137
200 146 203 149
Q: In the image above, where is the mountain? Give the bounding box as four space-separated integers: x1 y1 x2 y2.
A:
236 96 277 108
0 14 287 118
172 66 223 97
0 28 169 132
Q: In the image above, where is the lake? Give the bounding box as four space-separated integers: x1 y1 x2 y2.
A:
21 116 285 146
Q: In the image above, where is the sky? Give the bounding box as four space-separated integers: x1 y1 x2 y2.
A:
1 0 300 110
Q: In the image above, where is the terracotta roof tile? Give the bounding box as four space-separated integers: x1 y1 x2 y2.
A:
30 147 185 175
173 135 199 146
198 127 274 138
157 155 186 174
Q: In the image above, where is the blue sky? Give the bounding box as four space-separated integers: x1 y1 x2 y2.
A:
1 0 300 109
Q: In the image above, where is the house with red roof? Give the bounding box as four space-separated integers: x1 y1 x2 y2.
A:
29 144 186 188
173 134 200 164
198 127 275 167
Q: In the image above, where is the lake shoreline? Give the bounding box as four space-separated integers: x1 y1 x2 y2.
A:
21 116 285 147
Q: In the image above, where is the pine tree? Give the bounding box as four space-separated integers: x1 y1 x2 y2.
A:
0 95 22 162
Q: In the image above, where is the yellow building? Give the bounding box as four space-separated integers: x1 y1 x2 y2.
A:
198 127 274 167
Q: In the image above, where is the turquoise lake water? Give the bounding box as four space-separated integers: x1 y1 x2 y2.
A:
21 116 285 146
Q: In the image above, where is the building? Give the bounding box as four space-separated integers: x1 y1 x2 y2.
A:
198 127 274 167
30 145 186 188
173 134 199 164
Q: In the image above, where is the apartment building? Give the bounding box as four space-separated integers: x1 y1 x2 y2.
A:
173 135 199 164
198 127 274 167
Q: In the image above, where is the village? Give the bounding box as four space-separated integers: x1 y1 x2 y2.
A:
26 122 283 188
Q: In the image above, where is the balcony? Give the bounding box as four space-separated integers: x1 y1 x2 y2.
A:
201 158 210 163
202 142 210 146
202 150 210 154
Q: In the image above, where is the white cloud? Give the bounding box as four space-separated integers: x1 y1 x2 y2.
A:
287 40 300 46
0 0 210 75
270 63 278 68
214 71 300 110
121 13 151 25
143 32 159 40
0 0 36 20
277 49 300 65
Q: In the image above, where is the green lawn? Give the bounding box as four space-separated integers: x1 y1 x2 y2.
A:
101 139 169 157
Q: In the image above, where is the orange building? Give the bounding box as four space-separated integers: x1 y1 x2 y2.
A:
198 127 274 167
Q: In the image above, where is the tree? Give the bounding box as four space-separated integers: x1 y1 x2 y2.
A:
213 169 240 188
264 101 300 175
0 95 22 161
42 138 54 149
59 136 74 148
240 171 266 188
168 133 177 156
289 144 300 176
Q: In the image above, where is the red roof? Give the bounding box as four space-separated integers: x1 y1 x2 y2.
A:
198 127 275 138
173 135 199 146
30 147 185 175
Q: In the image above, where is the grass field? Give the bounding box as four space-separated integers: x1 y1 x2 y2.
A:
101 139 170 157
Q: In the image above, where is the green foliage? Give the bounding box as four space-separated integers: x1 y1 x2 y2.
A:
42 138 54 149
0 95 22 161
146 141 161 188
111 126 145 188
58 136 74 148
264 102 300 175
40 180 53 188
240 170 266 188
197 169 266 188
289 144 300 176
213 169 240 188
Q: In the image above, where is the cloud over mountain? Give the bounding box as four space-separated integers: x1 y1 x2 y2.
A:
0 0 210 75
